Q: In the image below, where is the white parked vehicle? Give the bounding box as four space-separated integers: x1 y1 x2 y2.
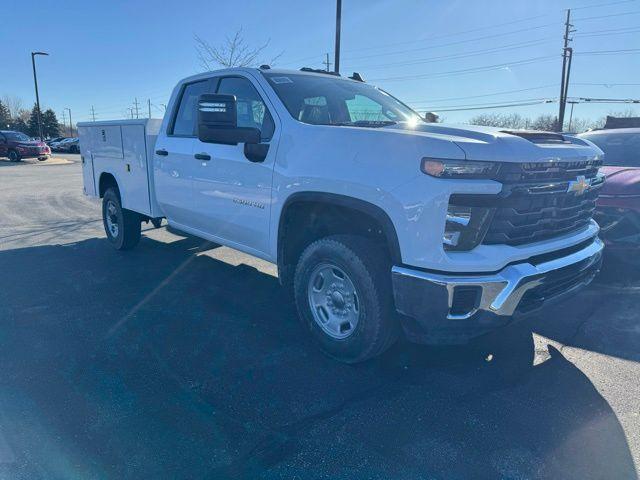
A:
79 67 605 362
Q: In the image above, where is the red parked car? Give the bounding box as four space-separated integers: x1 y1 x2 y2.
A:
579 128 640 264
0 130 51 162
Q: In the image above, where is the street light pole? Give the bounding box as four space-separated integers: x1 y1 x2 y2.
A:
64 108 72 137
31 51 49 140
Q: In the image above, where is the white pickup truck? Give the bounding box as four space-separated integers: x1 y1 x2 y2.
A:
78 67 605 362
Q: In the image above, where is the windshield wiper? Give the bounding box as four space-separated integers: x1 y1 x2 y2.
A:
332 120 397 128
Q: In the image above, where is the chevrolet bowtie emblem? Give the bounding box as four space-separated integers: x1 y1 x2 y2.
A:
567 175 590 196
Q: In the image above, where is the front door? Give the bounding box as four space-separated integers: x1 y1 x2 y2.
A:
154 79 213 227
191 75 278 257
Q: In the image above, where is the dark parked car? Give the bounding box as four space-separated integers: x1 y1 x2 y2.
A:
46 137 67 147
57 137 79 153
0 130 51 162
579 128 640 263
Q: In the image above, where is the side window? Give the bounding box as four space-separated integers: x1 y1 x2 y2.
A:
171 80 210 136
346 94 398 122
217 77 275 141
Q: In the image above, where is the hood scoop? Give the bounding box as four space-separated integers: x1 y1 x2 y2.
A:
501 130 570 145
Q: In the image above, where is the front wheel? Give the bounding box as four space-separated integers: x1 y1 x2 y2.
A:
102 187 141 250
294 235 398 363
8 150 20 162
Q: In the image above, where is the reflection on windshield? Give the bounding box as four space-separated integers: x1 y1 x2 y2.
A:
264 72 422 127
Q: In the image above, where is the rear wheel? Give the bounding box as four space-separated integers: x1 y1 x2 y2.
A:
8 150 20 162
294 235 398 363
102 187 141 250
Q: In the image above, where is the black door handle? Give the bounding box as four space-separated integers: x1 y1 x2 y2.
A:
155 149 168 156
194 153 211 161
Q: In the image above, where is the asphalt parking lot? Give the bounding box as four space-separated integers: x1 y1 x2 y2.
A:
0 154 638 479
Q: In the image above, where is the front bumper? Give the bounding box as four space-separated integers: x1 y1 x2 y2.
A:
392 237 604 344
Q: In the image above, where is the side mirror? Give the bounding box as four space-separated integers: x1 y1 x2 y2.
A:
197 94 261 145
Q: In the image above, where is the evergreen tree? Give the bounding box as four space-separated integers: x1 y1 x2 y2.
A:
9 117 29 134
26 104 42 138
0 100 10 129
41 109 61 138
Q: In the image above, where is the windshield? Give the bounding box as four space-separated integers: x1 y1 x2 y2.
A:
581 131 640 167
4 131 31 142
263 72 422 127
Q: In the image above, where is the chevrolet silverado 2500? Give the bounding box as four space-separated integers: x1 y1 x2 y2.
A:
78 67 605 362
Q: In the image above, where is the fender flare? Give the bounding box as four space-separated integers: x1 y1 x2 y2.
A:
277 191 402 265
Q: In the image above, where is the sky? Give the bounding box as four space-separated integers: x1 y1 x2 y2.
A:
1 0 638 126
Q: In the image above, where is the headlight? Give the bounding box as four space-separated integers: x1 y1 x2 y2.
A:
421 158 500 179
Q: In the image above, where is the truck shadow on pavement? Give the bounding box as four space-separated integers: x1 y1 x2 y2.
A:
0 233 636 479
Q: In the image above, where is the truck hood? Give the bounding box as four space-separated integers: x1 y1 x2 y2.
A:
383 122 602 164
599 166 640 196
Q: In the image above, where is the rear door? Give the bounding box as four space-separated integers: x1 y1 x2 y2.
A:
154 79 214 226
190 75 278 257
0 133 8 158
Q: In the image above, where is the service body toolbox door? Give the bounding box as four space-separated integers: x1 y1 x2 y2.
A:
120 124 151 214
78 126 96 196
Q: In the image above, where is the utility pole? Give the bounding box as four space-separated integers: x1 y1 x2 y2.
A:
64 108 73 137
61 110 67 136
334 0 342 74
127 107 134 119
31 51 49 140
90 105 96 122
558 9 575 131
148 99 152 118
323 53 332 72
133 97 140 119
567 100 577 132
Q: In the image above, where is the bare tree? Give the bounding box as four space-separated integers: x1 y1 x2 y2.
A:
531 114 559 132
195 27 283 70
2 95 24 118
469 113 528 129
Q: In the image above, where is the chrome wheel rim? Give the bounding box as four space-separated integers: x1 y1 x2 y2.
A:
307 263 360 339
105 200 119 238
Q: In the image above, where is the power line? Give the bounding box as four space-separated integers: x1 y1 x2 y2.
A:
421 99 557 112
575 48 640 55
349 38 556 71
411 97 557 110
279 1 638 69
573 82 640 86
570 0 637 9
369 55 558 82
414 97 639 113
342 22 559 63
407 84 559 104
573 9 640 20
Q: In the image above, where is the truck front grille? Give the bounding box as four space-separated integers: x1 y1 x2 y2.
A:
450 159 604 247
485 160 603 245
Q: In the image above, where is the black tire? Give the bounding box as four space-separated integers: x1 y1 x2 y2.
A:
8 150 20 162
293 235 398 363
150 218 163 228
102 187 141 250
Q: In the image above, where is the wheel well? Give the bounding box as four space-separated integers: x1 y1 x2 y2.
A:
98 173 118 198
277 194 401 285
